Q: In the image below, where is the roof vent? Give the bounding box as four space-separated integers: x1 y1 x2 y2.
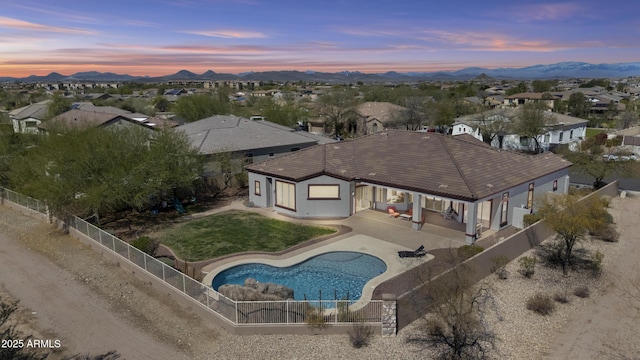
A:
368 172 376 176
438 184 448 188
486 183 494 188
277 168 284 171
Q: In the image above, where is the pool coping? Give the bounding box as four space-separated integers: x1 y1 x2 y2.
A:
202 234 433 308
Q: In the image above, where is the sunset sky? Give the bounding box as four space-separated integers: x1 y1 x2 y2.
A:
1 0 639 77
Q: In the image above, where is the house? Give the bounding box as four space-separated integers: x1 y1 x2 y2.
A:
9 100 50 134
39 109 158 135
453 108 587 152
246 130 571 244
352 102 407 135
503 92 558 108
177 115 336 174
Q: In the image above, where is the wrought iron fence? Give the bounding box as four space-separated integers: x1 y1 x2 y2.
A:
1 187 383 326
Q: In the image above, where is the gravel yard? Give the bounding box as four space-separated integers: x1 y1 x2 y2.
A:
1 193 638 359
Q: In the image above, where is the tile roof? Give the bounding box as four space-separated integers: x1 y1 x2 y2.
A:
8 100 50 120
246 130 572 201
353 102 407 123
177 115 326 155
41 109 129 129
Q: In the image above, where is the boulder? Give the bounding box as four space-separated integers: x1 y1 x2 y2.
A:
218 278 294 301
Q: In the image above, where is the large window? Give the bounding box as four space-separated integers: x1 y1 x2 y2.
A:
275 180 296 210
254 180 261 196
308 184 340 200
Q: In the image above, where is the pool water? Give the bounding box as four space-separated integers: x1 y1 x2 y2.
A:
211 252 387 301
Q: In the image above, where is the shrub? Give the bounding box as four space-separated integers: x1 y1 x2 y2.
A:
526 294 555 315
574 286 590 298
518 256 537 278
523 213 543 227
590 251 605 277
593 223 619 242
131 236 158 256
553 292 570 304
491 255 510 280
305 305 330 330
457 245 484 259
348 322 374 348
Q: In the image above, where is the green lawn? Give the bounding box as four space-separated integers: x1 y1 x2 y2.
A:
157 210 336 261
586 128 607 138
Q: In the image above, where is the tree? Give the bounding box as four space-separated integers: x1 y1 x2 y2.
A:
7 126 203 223
46 92 72 119
152 95 171 112
532 80 557 93
389 96 426 131
409 253 497 359
618 109 638 129
429 100 456 133
317 88 359 137
173 93 230 122
254 96 307 128
537 194 607 275
563 135 631 189
506 81 527 96
567 92 589 118
472 110 510 148
514 103 553 153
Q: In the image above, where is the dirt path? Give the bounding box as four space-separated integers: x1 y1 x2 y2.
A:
542 194 640 359
0 206 219 359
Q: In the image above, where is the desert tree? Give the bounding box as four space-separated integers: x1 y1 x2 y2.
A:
567 92 590 118
46 92 72 119
562 134 631 189
514 102 554 153
408 251 498 359
471 109 511 148
173 93 230 122
317 88 359 137
537 194 608 275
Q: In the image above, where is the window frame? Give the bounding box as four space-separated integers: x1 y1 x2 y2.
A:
307 184 341 200
254 180 261 196
275 180 296 211
500 192 509 226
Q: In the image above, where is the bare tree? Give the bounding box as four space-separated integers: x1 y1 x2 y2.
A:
317 88 359 138
471 109 511 149
408 253 498 359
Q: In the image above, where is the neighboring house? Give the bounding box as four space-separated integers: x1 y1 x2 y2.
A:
453 108 587 152
9 100 50 134
615 126 640 156
246 130 571 244
177 115 336 174
503 92 558 108
39 109 157 135
352 102 407 135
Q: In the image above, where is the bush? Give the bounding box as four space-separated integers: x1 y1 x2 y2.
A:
490 255 510 280
131 236 158 256
348 322 374 348
523 213 543 227
305 305 330 330
457 245 484 259
526 294 555 315
593 223 619 242
574 286 590 298
553 292 570 304
590 251 605 276
518 256 537 278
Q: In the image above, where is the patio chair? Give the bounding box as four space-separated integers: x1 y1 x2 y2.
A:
387 207 400 218
398 245 426 258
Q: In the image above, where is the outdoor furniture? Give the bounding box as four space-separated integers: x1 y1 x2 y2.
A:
399 213 412 221
387 206 400 218
398 245 426 258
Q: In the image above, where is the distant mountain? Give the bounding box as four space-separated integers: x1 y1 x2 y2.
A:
2 62 639 84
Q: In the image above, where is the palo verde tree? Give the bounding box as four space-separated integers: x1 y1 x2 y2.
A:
514 102 554 154
7 125 203 223
537 194 608 275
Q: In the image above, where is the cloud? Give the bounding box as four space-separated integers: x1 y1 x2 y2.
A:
510 2 587 22
8 4 101 25
182 29 268 38
0 16 96 35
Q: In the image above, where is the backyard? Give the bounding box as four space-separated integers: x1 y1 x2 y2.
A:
154 210 336 261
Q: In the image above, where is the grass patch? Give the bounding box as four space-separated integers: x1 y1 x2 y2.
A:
157 210 336 261
585 128 607 138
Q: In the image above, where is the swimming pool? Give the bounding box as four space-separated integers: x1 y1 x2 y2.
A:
211 251 387 301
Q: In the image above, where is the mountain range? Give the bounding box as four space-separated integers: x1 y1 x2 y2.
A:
2 62 640 84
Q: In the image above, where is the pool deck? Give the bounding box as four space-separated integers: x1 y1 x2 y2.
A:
201 234 433 303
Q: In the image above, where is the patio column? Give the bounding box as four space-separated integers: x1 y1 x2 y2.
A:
411 193 423 230
465 202 478 244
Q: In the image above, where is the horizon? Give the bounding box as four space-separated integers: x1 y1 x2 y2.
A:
2 1 639 78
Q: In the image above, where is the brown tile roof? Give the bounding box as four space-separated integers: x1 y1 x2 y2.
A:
246 130 571 201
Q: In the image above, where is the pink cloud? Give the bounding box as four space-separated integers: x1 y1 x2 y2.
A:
512 3 587 22
182 29 268 39
0 16 96 35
